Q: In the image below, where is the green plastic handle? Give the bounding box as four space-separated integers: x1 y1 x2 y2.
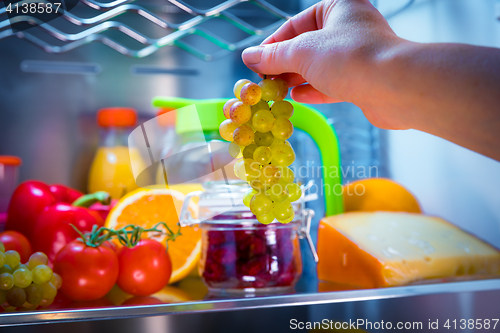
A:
152 96 344 216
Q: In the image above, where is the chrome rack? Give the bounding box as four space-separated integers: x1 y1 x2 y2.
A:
0 0 291 59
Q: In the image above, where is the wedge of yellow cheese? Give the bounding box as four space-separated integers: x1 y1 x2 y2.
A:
317 212 500 288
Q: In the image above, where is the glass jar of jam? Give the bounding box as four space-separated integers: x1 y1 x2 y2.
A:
179 180 316 295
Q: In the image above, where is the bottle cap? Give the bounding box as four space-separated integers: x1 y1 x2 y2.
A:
97 107 137 127
0 156 22 166
156 108 176 127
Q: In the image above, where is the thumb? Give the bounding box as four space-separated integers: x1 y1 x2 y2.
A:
242 39 303 76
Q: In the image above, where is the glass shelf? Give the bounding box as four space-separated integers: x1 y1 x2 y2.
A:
1 277 499 327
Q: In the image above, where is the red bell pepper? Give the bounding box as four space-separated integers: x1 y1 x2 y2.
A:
89 199 118 221
49 184 84 204
6 181 57 241
31 192 110 262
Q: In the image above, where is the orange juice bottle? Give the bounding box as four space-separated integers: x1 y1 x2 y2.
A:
88 107 149 199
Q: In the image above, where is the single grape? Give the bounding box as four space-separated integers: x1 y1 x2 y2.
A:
4 251 20 269
13 264 28 271
278 211 295 224
25 283 44 305
254 131 274 147
0 252 5 267
13 267 32 288
243 189 257 207
233 159 247 181
0 241 5 253
233 125 254 146
253 146 272 165
219 119 239 142
233 79 251 100
0 264 13 275
250 193 273 216
271 117 293 140
258 79 280 101
271 101 294 119
50 273 62 290
251 100 270 114
223 98 239 119
271 144 296 167
270 137 285 148
28 252 49 270
271 138 291 149
279 166 295 185
273 201 294 220
32 265 53 285
260 165 281 188
272 78 289 101
0 273 14 290
240 82 262 105
245 159 261 179
41 282 57 300
6 286 26 308
249 178 266 191
230 101 252 125
234 158 260 181
256 212 275 225
39 298 54 308
228 141 241 158
21 302 39 310
252 110 275 133
242 143 258 159
286 183 302 202
268 184 289 203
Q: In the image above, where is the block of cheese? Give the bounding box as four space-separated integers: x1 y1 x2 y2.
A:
317 212 500 288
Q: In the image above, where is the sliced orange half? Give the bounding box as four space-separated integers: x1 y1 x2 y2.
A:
105 187 201 284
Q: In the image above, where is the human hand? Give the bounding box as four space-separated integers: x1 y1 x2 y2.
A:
242 0 406 129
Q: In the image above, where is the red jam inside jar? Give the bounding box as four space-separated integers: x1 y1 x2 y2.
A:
199 219 303 294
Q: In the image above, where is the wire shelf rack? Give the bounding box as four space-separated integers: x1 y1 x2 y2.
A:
0 0 291 60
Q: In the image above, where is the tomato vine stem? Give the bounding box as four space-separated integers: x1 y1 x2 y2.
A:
70 222 182 249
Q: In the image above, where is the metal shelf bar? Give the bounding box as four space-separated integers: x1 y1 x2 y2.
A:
0 0 289 59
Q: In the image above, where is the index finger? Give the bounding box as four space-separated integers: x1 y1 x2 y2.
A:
262 2 324 45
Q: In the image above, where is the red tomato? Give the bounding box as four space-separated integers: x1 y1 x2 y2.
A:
54 241 119 301
117 239 171 296
0 231 32 263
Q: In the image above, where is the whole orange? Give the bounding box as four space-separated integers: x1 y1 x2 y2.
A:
342 178 421 213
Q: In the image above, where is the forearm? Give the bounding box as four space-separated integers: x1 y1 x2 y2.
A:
359 40 500 160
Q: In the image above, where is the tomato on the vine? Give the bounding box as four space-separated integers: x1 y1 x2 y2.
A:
0 231 32 263
117 239 171 296
54 241 118 301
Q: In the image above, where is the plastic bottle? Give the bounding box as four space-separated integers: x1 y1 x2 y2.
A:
88 107 149 199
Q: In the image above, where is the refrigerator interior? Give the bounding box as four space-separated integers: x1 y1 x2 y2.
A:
0 0 499 332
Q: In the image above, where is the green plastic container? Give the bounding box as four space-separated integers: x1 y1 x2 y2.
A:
152 97 343 216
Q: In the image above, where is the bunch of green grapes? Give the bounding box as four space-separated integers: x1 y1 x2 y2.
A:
219 77 303 224
0 242 61 310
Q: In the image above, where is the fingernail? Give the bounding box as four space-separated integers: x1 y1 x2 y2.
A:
242 46 264 65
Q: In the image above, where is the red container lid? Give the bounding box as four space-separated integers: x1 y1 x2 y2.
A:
0 156 22 166
156 108 176 127
97 107 137 127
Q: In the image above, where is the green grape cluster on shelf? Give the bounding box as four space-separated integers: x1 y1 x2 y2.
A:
219 77 302 224
0 242 61 310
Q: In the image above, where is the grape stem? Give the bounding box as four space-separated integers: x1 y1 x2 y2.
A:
70 222 182 249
